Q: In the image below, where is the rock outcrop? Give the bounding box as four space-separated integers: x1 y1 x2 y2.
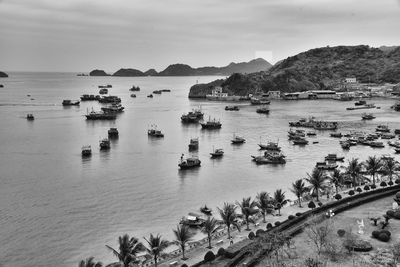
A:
89 69 109 76
112 68 145 77
144 69 158 76
0 71 8 78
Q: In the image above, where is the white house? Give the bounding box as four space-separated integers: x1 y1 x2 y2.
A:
345 77 357 83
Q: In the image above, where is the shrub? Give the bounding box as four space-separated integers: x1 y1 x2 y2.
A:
348 190 355 196
380 181 387 187
255 229 265 237
288 215 295 220
381 230 391 237
318 202 323 207
308 201 316 209
387 210 400 219
337 229 346 237
371 184 377 189
334 194 342 200
356 187 362 193
217 247 225 257
364 185 370 191
372 230 391 242
396 178 400 184
181 264 188 267
296 212 302 216
274 221 281 226
378 233 390 242
204 251 215 262
389 181 394 186
266 223 272 230
344 238 373 252
248 231 255 240
372 230 380 238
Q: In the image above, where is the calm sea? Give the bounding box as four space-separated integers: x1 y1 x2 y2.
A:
0 72 399 267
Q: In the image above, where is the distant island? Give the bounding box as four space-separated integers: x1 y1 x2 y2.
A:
189 45 400 98
0 71 8 78
88 58 272 77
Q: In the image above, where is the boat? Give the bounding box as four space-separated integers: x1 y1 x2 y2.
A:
250 93 271 105
130 94 136 98
341 141 351 150
153 90 162 94
330 132 342 138
147 94 153 98
395 148 400 154
210 148 224 158
98 96 121 103
354 100 366 106
148 126 164 137
361 113 375 120
256 107 270 114
200 117 222 129
251 151 286 165
293 137 309 145
181 108 204 123
395 129 400 135
388 141 400 148
316 161 337 170
99 88 108 94
180 213 205 227
381 133 395 139
101 103 124 113
81 145 92 156
188 138 199 150
391 102 400 111
161 89 171 92
225 106 239 111
231 134 246 144
288 129 306 139
258 141 281 151
200 205 212 216
129 86 140 91
62 99 80 106
368 141 384 148
81 94 100 101
346 103 376 110
289 117 338 130
325 154 344 161
178 155 201 169
98 85 112 88
376 125 390 133
108 127 119 137
85 110 117 120
307 131 316 136
313 121 338 130
99 138 111 150
26 114 34 120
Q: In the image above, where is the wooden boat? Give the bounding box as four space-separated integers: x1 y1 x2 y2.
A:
293 137 308 145
188 138 199 150
376 125 390 133
148 126 164 137
81 94 100 101
130 94 136 98
258 141 281 151
325 154 344 161
354 100 366 106
307 131 316 136
316 161 337 170
101 103 124 113
200 205 212 216
178 155 201 169
26 114 34 120
62 99 80 106
330 132 342 138
210 148 224 158
147 94 153 98
108 128 119 137
256 107 270 114
180 213 205 227
340 141 351 150
99 88 108 94
200 117 221 129
98 96 121 103
388 141 400 148
129 86 140 91
361 113 375 120
231 134 245 144
99 138 110 150
225 105 239 111
381 133 395 139
81 145 92 156
368 141 384 148
85 110 117 120
153 90 162 94
181 109 204 123
251 151 286 165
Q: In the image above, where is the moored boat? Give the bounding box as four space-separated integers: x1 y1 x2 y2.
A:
330 132 342 138
225 105 239 111
62 99 80 106
81 145 92 156
210 148 224 158
200 117 221 129
188 138 199 150
81 94 100 101
130 94 136 98
354 100 366 106
26 114 34 120
391 102 400 111
181 108 204 123
251 151 286 165
98 96 121 103
85 110 117 120
148 126 164 137
376 125 390 133
101 103 124 113
293 137 308 145
99 88 108 94
231 134 245 144
147 94 153 98
361 113 375 120
316 161 337 170
325 154 344 161
256 107 270 114
258 141 281 151
129 85 140 91
99 138 110 150
178 154 201 169
388 141 400 148
108 127 119 137
180 213 205 227
368 141 384 148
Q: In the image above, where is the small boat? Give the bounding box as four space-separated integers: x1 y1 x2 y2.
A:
256 107 270 114
108 127 119 137
225 106 239 111
258 141 281 151
181 108 204 123
231 134 245 144
376 125 390 133
161 89 171 92
388 141 400 148
153 90 162 94
381 133 395 139
101 103 124 113
26 114 34 120
325 154 344 161
340 141 351 150
288 129 305 139
368 141 384 148
178 155 201 169
147 94 153 98
99 88 108 94
200 117 222 129
391 102 400 111
307 131 317 136
188 138 199 150
210 148 224 158
293 137 308 145
354 100 366 106
98 85 112 89
129 86 140 91
395 148 400 154
99 138 111 150
394 129 400 135
251 151 286 165
98 96 121 103
361 113 375 120
180 212 205 227
148 126 164 137
81 94 100 101
130 94 136 98
250 95 270 105
200 205 212 216
316 161 337 170
62 99 80 106
81 145 92 156
330 132 343 138
85 110 117 120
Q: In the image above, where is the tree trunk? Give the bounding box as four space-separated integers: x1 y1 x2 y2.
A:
298 196 302 207
182 245 185 260
154 255 158 267
372 174 375 185
246 217 250 231
208 233 211 248
262 212 266 223
316 191 319 202
227 226 231 239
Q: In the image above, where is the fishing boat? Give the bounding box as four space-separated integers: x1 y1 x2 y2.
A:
340 141 351 150
99 88 108 94
129 85 140 91
388 141 400 148
316 161 337 170
130 94 136 98
210 148 224 158
251 151 286 165
256 107 270 114
250 93 271 105
26 114 34 120
81 145 92 156
99 138 111 150
200 205 212 216
225 106 239 111
381 133 395 139
368 141 384 148
307 131 317 136
354 100 366 106
147 126 164 137
376 125 390 133
325 154 344 161
288 129 305 139
188 138 199 150
180 213 205 227
181 108 204 123
361 113 375 120
391 102 400 111
81 94 100 101
231 134 246 144
178 154 201 169
101 103 124 113
62 99 80 106
98 96 121 103
293 137 309 145
258 140 281 151
108 128 119 137
313 121 338 130
85 110 117 120
153 90 162 94
147 94 153 98
200 117 222 129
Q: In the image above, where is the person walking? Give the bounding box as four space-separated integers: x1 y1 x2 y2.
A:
230 237 234 245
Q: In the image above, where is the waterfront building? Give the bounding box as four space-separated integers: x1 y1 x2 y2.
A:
205 86 241 101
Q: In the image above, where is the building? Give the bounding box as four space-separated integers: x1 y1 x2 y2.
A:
205 86 241 101
311 90 337 99
267 91 281 99
345 77 357 83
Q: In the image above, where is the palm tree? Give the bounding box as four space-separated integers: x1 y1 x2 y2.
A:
383 157 398 182
201 217 220 248
346 158 364 189
273 189 287 215
365 156 382 186
217 202 241 240
236 197 258 230
144 234 169 267
330 169 345 194
256 191 272 222
290 179 309 207
173 224 194 260
305 167 328 202
79 257 102 267
106 234 144 267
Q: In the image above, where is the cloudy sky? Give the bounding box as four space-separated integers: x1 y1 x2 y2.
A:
0 0 399 72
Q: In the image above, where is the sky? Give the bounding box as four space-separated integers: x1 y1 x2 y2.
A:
0 0 400 72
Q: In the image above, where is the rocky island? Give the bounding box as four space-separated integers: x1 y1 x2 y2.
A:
189 45 400 98
0 71 9 78
89 69 109 76
112 68 145 77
